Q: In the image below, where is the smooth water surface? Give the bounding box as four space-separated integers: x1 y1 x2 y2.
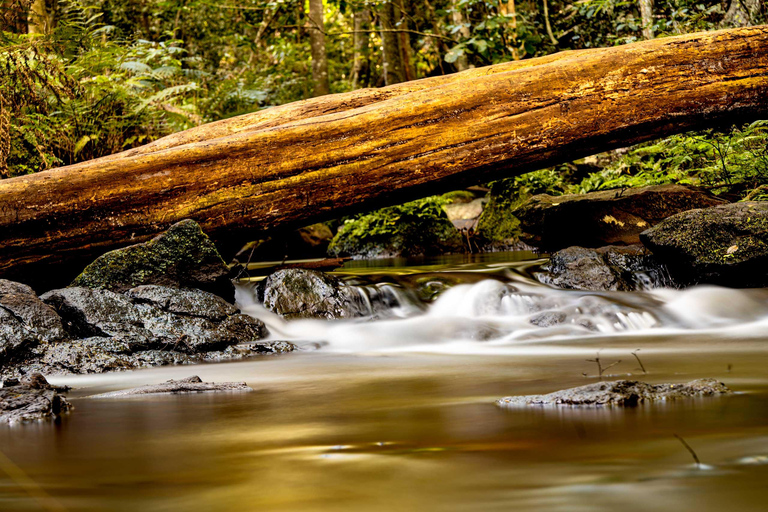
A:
2 253 768 512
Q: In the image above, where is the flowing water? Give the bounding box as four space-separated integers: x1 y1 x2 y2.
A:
2 253 768 511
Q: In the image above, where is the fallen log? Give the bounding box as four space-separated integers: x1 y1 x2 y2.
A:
1 27 767 287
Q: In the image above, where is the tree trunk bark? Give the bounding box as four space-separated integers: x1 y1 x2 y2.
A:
27 0 49 34
452 0 471 71
1 27 767 286
394 0 416 81
352 9 370 88
379 2 405 86
308 0 330 96
723 0 762 27
639 0 655 39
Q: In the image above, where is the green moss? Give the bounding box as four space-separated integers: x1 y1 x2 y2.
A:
71 219 228 292
475 197 522 245
328 198 464 259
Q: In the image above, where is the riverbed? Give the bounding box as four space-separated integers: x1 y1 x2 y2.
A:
2 254 768 511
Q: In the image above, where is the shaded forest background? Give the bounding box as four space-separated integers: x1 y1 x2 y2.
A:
1 0 766 204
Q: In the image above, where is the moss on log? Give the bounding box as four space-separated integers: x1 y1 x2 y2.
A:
1 27 767 286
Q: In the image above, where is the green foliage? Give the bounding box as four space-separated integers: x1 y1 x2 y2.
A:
574 122 768 198
328 197 464 258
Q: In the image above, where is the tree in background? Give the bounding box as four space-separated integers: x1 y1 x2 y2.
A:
309 0 330 95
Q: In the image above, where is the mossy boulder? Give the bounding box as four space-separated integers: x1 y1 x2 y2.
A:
640 202 768 287
513 184 725 251
475 196 523 250
71 219 231 297
328 199 464 259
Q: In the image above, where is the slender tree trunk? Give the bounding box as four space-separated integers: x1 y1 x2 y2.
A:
394 0 416 81
27 0 50 34
639 0 655 39
542 0 558 45
352 9 370 88
499 0 520 60
379 1 405 85
451 0 471 71
1 27 767 287
308 0 330 96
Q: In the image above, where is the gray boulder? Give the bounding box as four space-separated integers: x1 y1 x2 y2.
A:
258 269 366 319
640 202 768 287
536 245 672 292
41 287 154 339
497 378 731 407
70 219 231 296
41 286 267 355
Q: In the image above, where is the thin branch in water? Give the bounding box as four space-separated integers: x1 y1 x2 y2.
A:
631 349 647 374
586 351 621 380
674 434 701 468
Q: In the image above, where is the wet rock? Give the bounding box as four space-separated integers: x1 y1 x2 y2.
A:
536 245 672 292
126 285 237 321
0 280 67 343
41 286 267 356
640 202 768 287
41 287 154 339
0 307 40 366
0 373 71 424
88 376 252 398
258 269 366 320
70 219 231 296
497 378 731 407
514 185 725 251
529 311 567 327
328 200 464 259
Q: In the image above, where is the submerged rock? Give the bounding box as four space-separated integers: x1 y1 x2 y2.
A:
0 373 71 424
536 245 672 292
514 184 725 251
640 202 768 287
70 219 231 296
497 378 731 407
88 376 252 398
258 268 366 320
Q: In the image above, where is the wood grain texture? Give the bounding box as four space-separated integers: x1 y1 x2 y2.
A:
1 26 767 285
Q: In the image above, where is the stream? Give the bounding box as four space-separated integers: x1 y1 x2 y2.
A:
2 252 768 511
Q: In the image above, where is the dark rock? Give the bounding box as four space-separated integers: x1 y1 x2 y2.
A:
0 280 67 343
514 184 726 251
0 306 40 366
41 287 154 339
88 376 252 398
70 219 231 297
328 201 464 259
125 285 237 321
258 269 366 320
497 378 731 407
1 374 71 424
640 202 768 287
536 245 672 292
